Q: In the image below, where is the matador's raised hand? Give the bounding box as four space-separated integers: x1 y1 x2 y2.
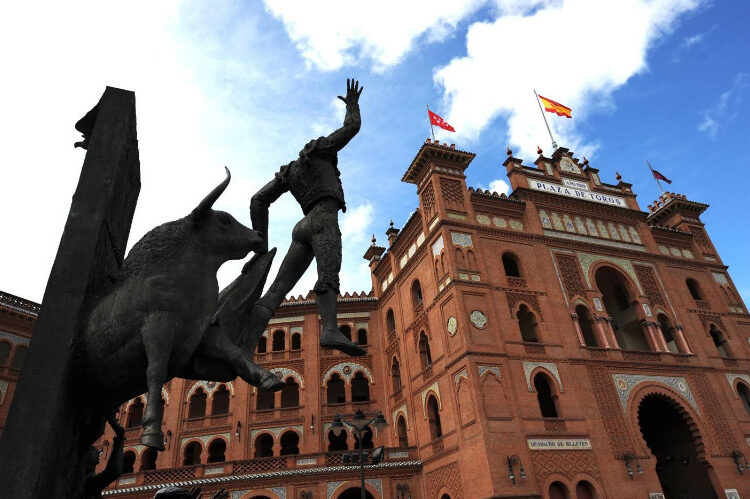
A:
338 78 363 106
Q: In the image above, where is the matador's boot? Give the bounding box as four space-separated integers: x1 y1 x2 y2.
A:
317 288 366 356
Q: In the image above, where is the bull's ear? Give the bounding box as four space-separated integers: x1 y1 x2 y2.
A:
191 167 231 222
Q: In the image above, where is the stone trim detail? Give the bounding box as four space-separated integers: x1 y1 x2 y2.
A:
523 362 563 392
611 374 698 413
250 425 303 442
725 373 750 394
454 368 469 386
321 362 374 386
180 432 231 451
0 330 30 346
577 253 643 294
186 380 234 400
393 403 408 429
478 365 500 379
421 381 441 418
270 367 305 388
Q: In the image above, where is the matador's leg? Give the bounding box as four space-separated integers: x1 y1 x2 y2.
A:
311 205 366 356
240 220 314 354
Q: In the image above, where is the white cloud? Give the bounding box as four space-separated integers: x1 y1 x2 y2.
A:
433 0 701 160
680 25 716 50
489 179 511 194
262 0 486 71
697 73 749 139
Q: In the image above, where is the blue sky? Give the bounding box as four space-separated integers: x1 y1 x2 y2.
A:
1 0 748 305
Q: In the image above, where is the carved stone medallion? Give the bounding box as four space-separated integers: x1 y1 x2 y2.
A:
470 310 487 329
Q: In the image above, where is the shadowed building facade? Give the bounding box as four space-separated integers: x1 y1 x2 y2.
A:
3 139 750 498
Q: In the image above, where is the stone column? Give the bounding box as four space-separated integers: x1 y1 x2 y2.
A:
593 316 611 348
674 325 692 354
603 317 619 348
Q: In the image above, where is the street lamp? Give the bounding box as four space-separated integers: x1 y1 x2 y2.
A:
332 410 388 499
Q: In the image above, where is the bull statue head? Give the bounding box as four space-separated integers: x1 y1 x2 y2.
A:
190 167 263 261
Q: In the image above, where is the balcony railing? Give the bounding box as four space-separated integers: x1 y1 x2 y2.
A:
322 400 375 417
182 413 232 432
252 406 304 423
112 447 419 490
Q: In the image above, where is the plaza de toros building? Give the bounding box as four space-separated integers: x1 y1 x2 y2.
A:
2 139 750 498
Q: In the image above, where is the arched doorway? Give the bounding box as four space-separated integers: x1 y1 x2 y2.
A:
637 394 717 498
337 488 375 499
549 481 569 499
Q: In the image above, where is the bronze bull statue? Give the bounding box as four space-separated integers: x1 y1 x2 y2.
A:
79 168 283 450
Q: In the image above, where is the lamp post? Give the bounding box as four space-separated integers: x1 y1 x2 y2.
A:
331 409 388 499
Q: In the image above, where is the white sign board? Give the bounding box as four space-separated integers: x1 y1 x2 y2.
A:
527 438 592 450
562 178 590 191
528 178 626 208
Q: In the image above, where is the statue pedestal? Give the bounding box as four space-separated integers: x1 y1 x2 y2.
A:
0 87 141 498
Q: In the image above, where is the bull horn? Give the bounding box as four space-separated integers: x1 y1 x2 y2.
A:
192 167 231 219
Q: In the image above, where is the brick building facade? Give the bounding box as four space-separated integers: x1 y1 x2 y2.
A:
2 139 750 498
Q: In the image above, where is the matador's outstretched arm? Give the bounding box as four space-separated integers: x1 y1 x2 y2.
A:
250 175 287 256
326 78 363 151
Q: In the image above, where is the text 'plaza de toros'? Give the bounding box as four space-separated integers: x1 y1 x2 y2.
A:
2 139 749 498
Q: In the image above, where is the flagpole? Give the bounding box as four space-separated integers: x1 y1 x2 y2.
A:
534 89 557 150
426 105 435 141
646 160 665 194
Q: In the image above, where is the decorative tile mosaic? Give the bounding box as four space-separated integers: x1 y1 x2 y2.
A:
454 368 469 386
447 316 457 336
470 310 487 328
416 232 426 246
447 212 467 221
545 231 646 252
421 382 441 417
366 478 383 497
451 232 473 247
577 252 643 294
682 249 694 259
510 220 524 231
611 374 698 413
539 210 552 229
428 216 440 231
476 214 491 225
493 217 508 228
392 403 408 429
400 254 408 269
597 220 609 238
552 213 564 231
186 380 234 400
670 247 681 257
0 331 29 346
270 486 287 499
478 365 501 378
408 243 417 258
180 432 231 450
642 303 652 317
593 297 603 312
431 236 445 256
522 362 563 392
322 362 374 385
658 245 669 255
608 222 620 240
269 367 304 388
713 272 729 285
618 225 631 242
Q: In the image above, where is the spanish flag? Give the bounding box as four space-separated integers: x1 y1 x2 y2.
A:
538 94 572 118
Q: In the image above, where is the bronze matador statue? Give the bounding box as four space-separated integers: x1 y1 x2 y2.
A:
245 79 365 357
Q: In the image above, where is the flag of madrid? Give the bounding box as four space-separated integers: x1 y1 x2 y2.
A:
428 109 455 132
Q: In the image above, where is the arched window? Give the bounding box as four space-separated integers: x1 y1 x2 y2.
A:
291 333 301 350
656 313 680 353
596 266 649 351
534 373 559 418
686 278 702 300
391 358 402 393
397 416 408 447
517 305 539 343
257 336 267 353
354 426 374 449
183 442 202 465
207 439 226 463
426 396 442 440
411 280 423 309
281 378 299 408
254 434 274 458
738 383 750 417
280 431 300 455
326 374 345 404
575 305 597 347
122 451 136 474
351 372 370 402
339 325 352 341
710 325 731 358
256 388 275 410
418 331 432 370
575 480 595 499
211 384 230 415
386 309 396 332
127 398 144 428
502 253 521 277
9 345 27 370
455 248 466 268
140 447 157 471
0 342 10 365
357 328 368 345
549 481 569 499
327 429 347 451
272 330 285 351
188 388 207 418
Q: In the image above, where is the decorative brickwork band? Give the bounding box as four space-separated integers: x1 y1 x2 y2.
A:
425 462 463 499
